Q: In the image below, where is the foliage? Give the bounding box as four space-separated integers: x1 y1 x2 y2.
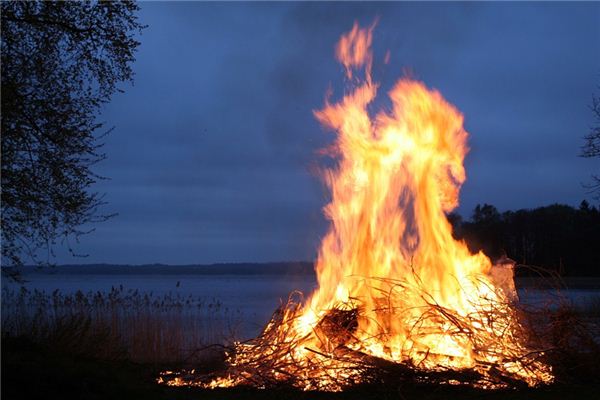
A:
453 202 600 276
0 1 145 268
581 92 600 198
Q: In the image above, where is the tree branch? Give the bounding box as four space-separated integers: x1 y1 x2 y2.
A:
2 15 93 34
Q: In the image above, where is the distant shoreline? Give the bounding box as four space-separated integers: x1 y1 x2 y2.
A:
2 262 316 276
3 262 600 290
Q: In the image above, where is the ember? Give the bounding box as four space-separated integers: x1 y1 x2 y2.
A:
160 22 554 391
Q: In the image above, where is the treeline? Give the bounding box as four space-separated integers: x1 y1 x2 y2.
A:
449 201 600 276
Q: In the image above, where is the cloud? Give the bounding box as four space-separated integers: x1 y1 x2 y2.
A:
53 2 599 264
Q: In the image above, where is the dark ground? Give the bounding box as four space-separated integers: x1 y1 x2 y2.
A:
2 336 600 400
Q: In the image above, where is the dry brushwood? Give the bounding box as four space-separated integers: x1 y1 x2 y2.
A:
159 274 558 391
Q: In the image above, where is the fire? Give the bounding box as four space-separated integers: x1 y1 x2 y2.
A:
160 22 553 390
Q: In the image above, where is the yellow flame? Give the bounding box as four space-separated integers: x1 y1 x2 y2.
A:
299 22 551 386
165 22 553 391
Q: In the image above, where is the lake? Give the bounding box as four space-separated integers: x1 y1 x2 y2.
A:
2 265 599 340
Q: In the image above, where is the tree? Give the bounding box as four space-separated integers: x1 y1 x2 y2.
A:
465 204 504 260
581 91 600 199
472 203 501 225
455 203 600 276
1 1 145 270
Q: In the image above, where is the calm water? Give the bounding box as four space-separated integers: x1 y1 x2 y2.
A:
3 271 598 338
2 272 317 338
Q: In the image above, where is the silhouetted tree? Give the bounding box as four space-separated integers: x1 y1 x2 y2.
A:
446 212 463 237
581 91 600 199
461 204 505 261
454 203 600 276
1 1 145 270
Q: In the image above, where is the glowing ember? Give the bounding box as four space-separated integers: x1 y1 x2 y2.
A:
160 22 553 391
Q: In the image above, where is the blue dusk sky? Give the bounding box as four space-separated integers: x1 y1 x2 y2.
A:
55 2 600 265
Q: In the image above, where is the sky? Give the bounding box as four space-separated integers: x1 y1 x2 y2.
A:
55 2 600 265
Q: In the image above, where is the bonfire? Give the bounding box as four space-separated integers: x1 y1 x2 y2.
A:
160 22 554 391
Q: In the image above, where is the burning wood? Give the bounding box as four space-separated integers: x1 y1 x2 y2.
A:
159 22 554 391
160 274 552 391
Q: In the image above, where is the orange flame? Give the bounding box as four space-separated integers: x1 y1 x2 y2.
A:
336 21 375 80
304 25 508 372
165 22 553 391
294 24 551 385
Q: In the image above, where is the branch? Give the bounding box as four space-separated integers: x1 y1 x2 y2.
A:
3 15 93 34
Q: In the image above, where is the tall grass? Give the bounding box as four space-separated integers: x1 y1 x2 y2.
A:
1 286 240 365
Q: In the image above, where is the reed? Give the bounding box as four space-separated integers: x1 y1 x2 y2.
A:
1 286 239 365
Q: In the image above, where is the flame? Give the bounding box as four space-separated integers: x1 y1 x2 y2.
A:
309 22 491 367
162 22 553 391
296 22 550 387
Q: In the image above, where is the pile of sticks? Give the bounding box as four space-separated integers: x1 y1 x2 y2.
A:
160 276 556 391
